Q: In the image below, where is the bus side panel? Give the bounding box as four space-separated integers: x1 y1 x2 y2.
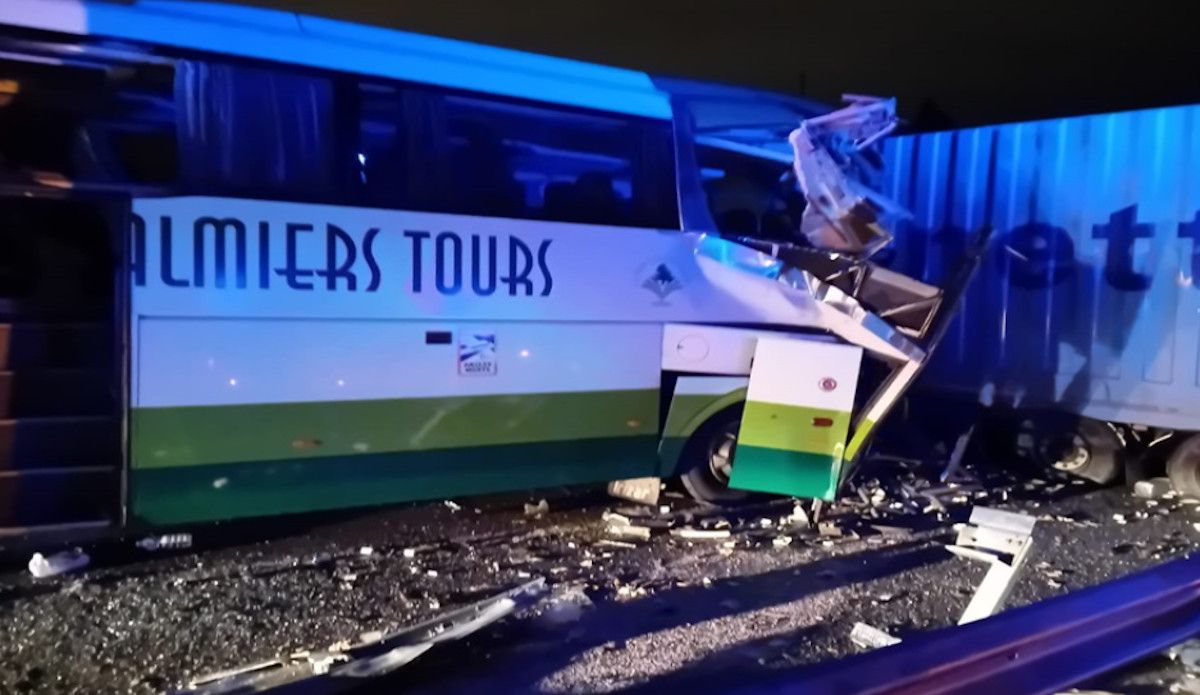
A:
130 319 661 524
882 105 1200 430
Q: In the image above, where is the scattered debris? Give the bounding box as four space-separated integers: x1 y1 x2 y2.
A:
524 499 550 517
772 535 794 548
602 511 631 526
670 527 732 540
850 622 901 650
1134 477 1174 500
594 539 638 550
1113 513 1128 525
402 548 417 558
358 546 374 557
946 507 1037 624
818 521 844 538
443 500 462 511
135 533 193 552
1169 639 1200 672
940 425 974 482
28 548 90 579
607 477 661 505
786 502 811 529
606 524 651 541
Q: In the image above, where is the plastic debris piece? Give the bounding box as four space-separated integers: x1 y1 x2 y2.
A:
359 546 374 557
818 521 844 537
671 527 732 540
607 477 661 505
1134 477 1173 500
773 535 794 548
443 500 462 511
28 548 90 578
402 548 416 558
850 622 901 649
595 539 638 550
602 511 631 526
525 499 550 516
135 533 193 551
607 524 651 541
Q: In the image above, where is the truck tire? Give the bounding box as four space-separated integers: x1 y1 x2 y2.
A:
1035 417 1123 485
1166 434 1200 499
679 404 756 506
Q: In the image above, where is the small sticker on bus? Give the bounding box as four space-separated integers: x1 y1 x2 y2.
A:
458 332 497 376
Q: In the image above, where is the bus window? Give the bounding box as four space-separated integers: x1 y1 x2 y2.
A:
695 143 804 243
175 60 336 199
431 94 677 228
0 53 176 184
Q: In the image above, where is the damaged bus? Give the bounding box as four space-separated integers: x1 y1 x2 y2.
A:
0 0 979 536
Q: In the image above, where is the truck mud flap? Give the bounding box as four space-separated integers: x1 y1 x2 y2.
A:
728 337 862 500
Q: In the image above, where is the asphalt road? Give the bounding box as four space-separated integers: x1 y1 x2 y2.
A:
0 459 1197 694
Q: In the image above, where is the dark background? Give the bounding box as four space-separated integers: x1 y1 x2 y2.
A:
236 0 1193 130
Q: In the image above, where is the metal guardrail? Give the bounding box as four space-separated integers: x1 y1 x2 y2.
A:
733 553 1200 695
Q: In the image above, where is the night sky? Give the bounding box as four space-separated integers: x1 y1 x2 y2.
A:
241 0 1197 131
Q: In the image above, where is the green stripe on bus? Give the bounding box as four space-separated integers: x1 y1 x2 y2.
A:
130 435 658 525
736 401 850 455
844 417 877 462
728 445 840 501
133 389 657 469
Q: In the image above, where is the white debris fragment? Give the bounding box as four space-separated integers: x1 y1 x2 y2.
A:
787 503 811 528
425 569 438 578
1135 477 1173 500
1169 638 1200 672
850 622 901 649
358 546 374 557
758 518 774 528
524 499 550 516
602 511 631 526
670 527 732 540
772 535 793 548
659 505 671 515
358 630 384 644
1113 513 1128 524
402 548 416 558
443 500 462 511
28 548 90 578
607 477 661 505
595 539 638 550
135 533 193 551
606 524 651 541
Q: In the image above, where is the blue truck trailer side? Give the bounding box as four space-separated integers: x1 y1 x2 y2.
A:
882 103 1200 490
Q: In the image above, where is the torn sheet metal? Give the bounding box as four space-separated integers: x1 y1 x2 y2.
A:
729 337 861 500
947 507 1037 624
178 579 546 694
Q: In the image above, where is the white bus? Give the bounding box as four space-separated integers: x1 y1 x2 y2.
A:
0 0 968 534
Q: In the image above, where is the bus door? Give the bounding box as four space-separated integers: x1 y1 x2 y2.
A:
0 186 129 536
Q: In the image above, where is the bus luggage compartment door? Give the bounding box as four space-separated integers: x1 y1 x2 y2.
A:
729 337 862 500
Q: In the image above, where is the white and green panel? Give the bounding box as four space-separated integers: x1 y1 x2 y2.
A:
131 319 661 524
729 338 862 500
658 376 749 475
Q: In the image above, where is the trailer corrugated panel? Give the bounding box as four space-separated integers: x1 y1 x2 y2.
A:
882 104 1200 430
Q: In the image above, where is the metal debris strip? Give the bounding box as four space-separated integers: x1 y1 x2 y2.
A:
850 622 901 650
946 507 1037 624
177 579 546 694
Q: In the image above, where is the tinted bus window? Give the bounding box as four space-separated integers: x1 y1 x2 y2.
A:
435 94 677 228
696 144 804 241
175 60 335 198
0 55 176 184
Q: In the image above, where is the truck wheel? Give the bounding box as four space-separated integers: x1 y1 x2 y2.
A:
679 405 755 506
1166 434 1200 498
1035 417 1123 485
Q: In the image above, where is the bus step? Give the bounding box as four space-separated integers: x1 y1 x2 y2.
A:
0 416 120 470
0 466 118 527
0 322 112 370
0 369 113 419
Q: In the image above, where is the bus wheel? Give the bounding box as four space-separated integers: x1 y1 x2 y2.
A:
679 405 755 506
1166 434 1200 498
1035 417 1123 485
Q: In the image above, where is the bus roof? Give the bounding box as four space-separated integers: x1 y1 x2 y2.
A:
0 0 673 119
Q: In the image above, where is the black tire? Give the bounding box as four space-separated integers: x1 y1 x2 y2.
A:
678 404 756 506
1166 434 1200 498
1034 416 1123 485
